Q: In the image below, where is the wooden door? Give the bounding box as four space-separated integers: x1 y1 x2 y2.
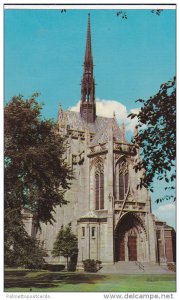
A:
128 236 137 261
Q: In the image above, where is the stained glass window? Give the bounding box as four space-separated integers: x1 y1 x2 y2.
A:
95 168 104 210
118 161 129 200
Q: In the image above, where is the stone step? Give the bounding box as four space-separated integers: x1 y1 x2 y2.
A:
98 262 175 274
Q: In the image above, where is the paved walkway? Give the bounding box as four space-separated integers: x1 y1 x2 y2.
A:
98 262 175 274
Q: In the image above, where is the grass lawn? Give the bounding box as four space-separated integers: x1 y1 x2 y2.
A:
4 269 176 292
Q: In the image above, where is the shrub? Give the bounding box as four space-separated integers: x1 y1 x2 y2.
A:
46 264 65 272
96 260 102 270
167 263 176 272
83 259 101 273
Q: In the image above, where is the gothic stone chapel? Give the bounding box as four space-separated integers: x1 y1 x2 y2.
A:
27 15 175 266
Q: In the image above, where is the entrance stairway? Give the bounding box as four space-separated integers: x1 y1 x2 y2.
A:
98 261 175 274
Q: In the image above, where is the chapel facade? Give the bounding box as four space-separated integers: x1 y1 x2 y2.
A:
34 15 175 266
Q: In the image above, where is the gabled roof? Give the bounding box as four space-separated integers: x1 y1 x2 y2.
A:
61 110 124 145
90 117 123 146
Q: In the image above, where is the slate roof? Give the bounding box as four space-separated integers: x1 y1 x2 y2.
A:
63 110 123 146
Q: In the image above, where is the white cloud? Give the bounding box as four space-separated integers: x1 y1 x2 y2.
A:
69 98 140 134
96 98 127 121
69 101 80 112
153 203 176 228
126 108 140 133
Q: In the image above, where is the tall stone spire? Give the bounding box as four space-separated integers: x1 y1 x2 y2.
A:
84 13 93 68
80 14 96 123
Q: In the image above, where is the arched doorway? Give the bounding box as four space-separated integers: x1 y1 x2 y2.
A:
115 212 147 262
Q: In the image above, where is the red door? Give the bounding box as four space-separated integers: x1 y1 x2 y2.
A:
128 236 137 261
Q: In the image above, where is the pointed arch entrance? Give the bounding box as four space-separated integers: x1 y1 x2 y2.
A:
115 212 147 262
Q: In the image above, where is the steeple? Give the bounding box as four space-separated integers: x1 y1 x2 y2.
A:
84 13 93 69
80 14 96 123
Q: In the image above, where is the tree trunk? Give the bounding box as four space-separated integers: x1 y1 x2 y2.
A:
66 256 69 271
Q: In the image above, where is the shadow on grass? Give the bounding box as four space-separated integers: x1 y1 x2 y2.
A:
5 271 30 277
4 270 107 289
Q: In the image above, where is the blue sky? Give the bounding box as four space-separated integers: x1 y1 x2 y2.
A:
4 7 176 227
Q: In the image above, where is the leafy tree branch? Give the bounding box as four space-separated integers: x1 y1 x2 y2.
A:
128 77 176 202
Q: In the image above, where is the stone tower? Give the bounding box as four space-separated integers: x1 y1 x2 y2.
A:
34 14 175 266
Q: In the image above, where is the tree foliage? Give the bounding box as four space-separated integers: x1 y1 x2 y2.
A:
4 94 73 266
5 94 72 227
52 226 78 269
151 9 164 16
4 208 47 268
128 77 176 202
117 9 163 19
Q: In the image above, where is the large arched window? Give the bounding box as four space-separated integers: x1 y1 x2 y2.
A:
95 168 104 210
116 161 129 200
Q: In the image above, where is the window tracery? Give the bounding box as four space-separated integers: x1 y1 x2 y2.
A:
116 160 129 200
95 164 104 210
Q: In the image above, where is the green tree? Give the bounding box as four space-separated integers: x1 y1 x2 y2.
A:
4 94 72 265
128 77 176 202
4 207 47 268
52 226 78 270
117 9 163 19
